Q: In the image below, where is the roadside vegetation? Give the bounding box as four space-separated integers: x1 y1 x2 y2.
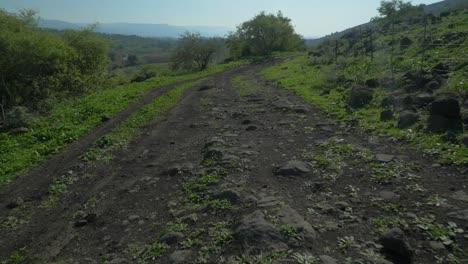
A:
261 1 467 165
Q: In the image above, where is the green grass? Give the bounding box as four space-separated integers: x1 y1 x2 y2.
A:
231 75 258 96
260 55 467 165
0 60 247 184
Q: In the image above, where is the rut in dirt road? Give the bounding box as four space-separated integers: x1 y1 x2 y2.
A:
1 60 467 264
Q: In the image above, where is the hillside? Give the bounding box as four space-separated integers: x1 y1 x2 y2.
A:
309 0 468 46
39 19 232 38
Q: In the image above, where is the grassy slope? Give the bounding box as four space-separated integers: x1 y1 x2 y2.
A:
261 11 467 165
0 61 245 184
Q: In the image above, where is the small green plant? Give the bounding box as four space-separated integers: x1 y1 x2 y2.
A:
291 252 319 264
180 238 203 249
427 195 448 207
232 75 257 96
206 199 233 212
166 218 188 232
0 247 27 264
371 216 408 234
415 217 464 246
211 221 234 245
128 242 169 264
338 236 357 252
281 224 301 240
198 174 220 185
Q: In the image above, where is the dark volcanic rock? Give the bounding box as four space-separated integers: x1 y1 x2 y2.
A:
430 98 461 118
414 93 435 107
160 231 184 245
235 211 284 251
427 98 462 132
397 111 419 128
379 228 413 264
380 109 394 121
349 85 373 108
276 160 310 176
427 115 462 132
211 190 241 205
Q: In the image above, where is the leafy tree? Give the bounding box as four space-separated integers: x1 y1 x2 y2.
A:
227 11 304 57
171 32 217 71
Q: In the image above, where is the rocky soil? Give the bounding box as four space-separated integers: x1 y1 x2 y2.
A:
0 61 467 264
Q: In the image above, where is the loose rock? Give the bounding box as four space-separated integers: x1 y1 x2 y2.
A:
169 250 194 264
397 110 419 128
379 228 413 264
275 160 310 176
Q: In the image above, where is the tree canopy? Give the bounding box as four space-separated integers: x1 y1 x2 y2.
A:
0 9 109 110
227 11 304 57
171 32 218 72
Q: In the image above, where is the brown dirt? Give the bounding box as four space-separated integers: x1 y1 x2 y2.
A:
0 61 467 264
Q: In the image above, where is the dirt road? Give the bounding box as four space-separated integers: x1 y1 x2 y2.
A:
1 61 467 264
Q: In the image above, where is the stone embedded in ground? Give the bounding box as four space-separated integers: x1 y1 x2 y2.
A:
380 110 394 121
277 205 317 241
220 154 240 166
198 84 214 91
235 211 284 251
451 190 468 203
164 162 194 176
241 119 252 125
375 154 395 163
245 125 258 131
397 110 419 128
211 190 241 205
169 250 194 264
379 191 398 201
275 160 310 176
430 97 461 118
73 219 88 227
127 215 140 222
272 99 294 112
319 255 338 264
349 84 374 108
334 201 350 211
447 209 468 223
6 197 24 209
427 115 462 132
414 93 435 107
159 231 184 245
429 241 445 251
379 228 413 264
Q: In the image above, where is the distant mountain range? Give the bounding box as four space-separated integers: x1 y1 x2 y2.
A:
38 20 233 38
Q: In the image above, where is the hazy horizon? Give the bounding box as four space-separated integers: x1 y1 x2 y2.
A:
0 0 442 37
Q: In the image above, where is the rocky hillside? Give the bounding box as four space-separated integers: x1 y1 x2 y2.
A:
271 7 467 165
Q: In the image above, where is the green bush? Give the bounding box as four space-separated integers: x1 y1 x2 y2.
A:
0 9 109 111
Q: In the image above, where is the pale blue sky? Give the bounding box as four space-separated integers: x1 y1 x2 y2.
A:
0 0 441 37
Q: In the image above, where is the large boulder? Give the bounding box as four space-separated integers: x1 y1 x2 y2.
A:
427 115 462 132
414 93 435 107
235 211 285 252
379 228 413 264
398 111 419 128
427 97 462 132
429 98 461 118
349 85 374 108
